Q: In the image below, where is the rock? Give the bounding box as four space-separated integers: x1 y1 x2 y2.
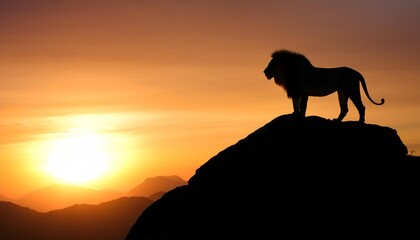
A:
126 114 419 240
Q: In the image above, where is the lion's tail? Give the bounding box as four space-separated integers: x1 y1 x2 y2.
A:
359 74 385 105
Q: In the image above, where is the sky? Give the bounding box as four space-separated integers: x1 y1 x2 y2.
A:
1 0 420 198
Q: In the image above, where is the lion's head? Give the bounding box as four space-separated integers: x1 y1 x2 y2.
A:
264 53 282 80
264 49 312 98
263 59 277 80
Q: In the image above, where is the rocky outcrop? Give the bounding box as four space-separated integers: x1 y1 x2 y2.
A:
126 114 419 240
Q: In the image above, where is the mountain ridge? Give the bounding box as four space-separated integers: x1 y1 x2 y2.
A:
0 197 153 240
15 184 123 212
0 175 187 239
10 175 186 212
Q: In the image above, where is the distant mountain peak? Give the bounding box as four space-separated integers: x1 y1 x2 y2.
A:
126 114 420 239
126 175 187 198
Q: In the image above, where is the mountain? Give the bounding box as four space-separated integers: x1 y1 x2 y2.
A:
0 197 153 240
0 201 40 236
126 175 187 197
1 175 187 239
12 175 186 212
15 184 123 212
125 114 420 239
0 194 9 201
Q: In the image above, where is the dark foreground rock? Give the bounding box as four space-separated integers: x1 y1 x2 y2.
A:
126 114 420 240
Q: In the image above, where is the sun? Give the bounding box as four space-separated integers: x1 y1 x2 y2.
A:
44 130 111 185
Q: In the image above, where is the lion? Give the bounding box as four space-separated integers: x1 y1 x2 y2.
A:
263 49 384 123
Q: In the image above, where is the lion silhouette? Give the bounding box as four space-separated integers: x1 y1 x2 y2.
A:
263 49 384 123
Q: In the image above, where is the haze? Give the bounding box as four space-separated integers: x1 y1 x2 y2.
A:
1 0 419 198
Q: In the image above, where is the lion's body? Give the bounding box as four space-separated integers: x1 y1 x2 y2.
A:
264 49 384 123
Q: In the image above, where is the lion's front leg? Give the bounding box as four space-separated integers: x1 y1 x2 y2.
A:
300 95 308 117
292 97 304 117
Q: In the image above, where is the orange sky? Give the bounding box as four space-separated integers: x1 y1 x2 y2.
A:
1 0 420 198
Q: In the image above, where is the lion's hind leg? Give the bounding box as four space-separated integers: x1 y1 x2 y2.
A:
334 91 348 122
349 95 366 123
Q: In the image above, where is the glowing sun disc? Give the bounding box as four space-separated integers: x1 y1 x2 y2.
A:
45 131 110 184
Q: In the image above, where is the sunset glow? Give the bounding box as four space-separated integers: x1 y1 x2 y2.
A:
0 0 419 200
44 130 110 185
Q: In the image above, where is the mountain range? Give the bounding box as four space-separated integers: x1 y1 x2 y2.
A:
0 175 187 240
14 184 123 213
5 175 187 212
0 197 152 240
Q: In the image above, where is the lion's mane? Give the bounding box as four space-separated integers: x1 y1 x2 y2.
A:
270 49 313 98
